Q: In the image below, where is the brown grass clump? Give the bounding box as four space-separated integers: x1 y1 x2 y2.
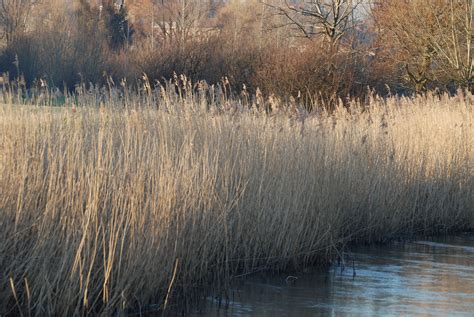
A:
0 89 473 315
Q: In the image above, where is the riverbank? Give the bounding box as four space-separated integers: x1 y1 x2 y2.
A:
1 91 473 315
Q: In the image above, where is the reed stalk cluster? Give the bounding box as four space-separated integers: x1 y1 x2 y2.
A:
0 89 472 315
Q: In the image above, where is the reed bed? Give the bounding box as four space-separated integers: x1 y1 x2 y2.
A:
0 88 473 315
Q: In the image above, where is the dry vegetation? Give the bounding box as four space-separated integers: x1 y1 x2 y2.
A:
0 1 472 315
0 87 473 315
1 0 472 99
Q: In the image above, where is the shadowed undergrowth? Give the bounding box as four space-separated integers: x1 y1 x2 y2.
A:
0 89 473 315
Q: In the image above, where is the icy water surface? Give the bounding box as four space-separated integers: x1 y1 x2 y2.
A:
191 234 474 316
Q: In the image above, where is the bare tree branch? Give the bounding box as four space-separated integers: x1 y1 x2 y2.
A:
0 0 37 45
262 0 362 45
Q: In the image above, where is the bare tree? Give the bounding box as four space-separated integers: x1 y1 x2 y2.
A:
371 0 435 92
0 0 37 45
263 0 363 45
430 0 473 90
371 0 473 92
143 0 215 47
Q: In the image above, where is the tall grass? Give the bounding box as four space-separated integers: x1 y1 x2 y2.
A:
0 88 473 315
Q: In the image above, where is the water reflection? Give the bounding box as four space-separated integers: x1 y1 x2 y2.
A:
192 235 474 316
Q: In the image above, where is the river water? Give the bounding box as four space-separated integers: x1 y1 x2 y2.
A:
191 234 474 316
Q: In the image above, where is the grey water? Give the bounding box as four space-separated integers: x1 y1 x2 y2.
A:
191 234 474 316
